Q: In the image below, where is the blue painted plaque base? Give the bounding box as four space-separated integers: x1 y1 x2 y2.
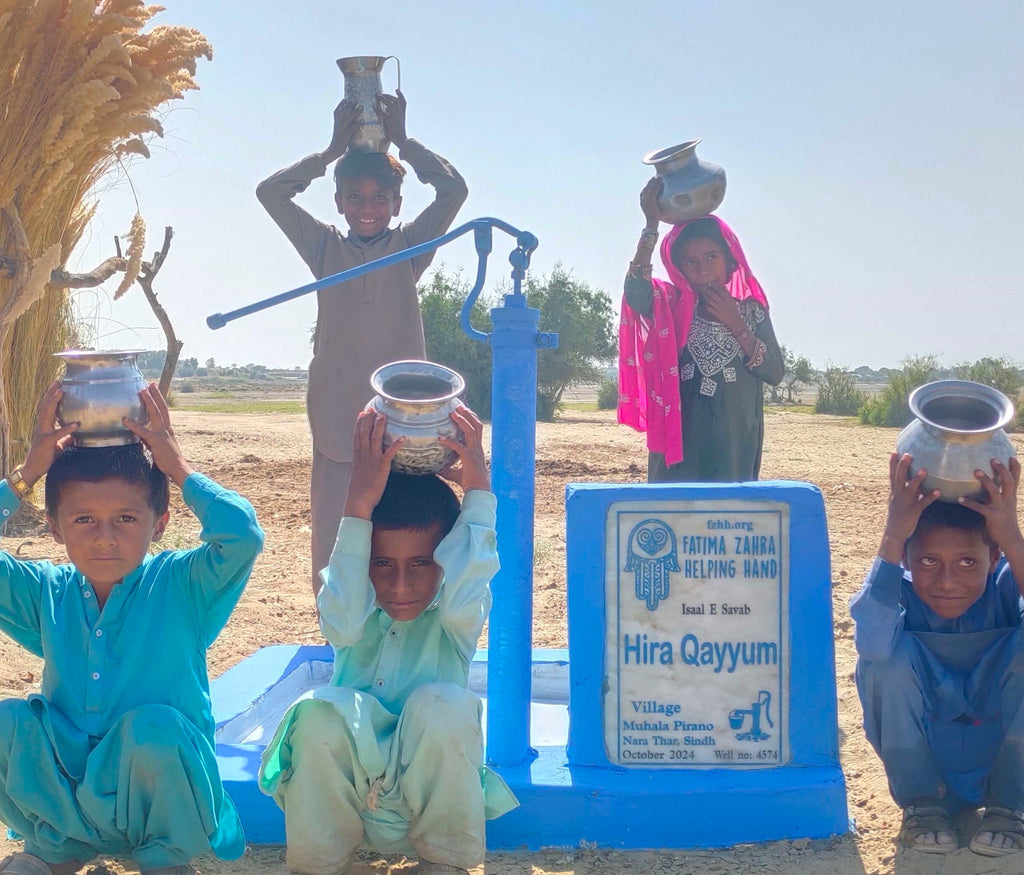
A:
563 480 849 846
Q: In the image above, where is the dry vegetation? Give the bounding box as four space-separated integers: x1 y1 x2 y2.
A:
0 0 211 471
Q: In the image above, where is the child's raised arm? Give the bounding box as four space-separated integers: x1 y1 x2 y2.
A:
16 380 79 490
878 452 940 564
123 382 192 486
961 457 1024 588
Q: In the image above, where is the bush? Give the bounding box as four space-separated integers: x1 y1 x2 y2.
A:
815 364 865 416
177 380 196 393
597 377 619 410
858 355 938 427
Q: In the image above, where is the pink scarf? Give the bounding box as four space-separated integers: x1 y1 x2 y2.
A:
617 216 769 466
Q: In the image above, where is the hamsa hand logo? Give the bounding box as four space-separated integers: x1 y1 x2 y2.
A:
625 519 680 611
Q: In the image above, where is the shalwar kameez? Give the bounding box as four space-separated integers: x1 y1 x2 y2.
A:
0 474 264 869
259 490 517 874
852 556 1024 810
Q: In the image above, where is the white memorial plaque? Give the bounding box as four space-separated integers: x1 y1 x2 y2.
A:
604 500 790 767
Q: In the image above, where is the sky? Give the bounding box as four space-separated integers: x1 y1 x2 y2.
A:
72 0 1024 371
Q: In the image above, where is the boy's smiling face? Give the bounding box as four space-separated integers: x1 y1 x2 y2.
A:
335 176 402 240
905 524 999 619
369 525 443 621
48 478 168 592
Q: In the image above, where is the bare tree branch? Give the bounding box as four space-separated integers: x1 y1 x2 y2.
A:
136 227 181 398
50 256 127 289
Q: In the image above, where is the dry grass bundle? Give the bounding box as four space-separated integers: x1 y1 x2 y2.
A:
0 0 212 474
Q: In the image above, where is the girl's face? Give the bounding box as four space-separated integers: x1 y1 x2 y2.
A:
676 237 731 291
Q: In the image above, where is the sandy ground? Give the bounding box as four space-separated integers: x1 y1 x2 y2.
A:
2 407 1023 875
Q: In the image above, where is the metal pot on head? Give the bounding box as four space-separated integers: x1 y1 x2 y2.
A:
55 350 148 447
643 139 727 224
896 380 1017 502
336 55 401 153
368 360 465 475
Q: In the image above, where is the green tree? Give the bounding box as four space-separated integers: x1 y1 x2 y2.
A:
525 266 617 421
419 269 494 415
954 356 1024 398
767 345 814 403
815 363 865 416
419 265 616 421
859 354 939 426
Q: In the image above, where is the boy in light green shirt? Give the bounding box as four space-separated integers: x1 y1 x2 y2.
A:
259 405 516 874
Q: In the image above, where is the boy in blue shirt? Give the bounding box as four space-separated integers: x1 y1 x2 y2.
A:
0 382 264 875
852 452 1024 857
259 406 516 875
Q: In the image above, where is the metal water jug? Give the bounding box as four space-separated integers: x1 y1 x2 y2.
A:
368 360 465 475
643 139 727 224
55 350 148 446
336 55 401 152
896 380 1017 502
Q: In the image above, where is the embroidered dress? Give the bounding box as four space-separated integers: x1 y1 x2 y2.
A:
851 557 1024 810
259 490 517 872
0 475 264 868
619 217 784 481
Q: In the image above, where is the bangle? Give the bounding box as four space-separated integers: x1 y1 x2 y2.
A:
6 467 32 500
639 228 659 244
627 261 653 280
745 339 766 370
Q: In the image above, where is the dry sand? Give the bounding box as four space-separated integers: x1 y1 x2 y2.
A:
2 408 1022 875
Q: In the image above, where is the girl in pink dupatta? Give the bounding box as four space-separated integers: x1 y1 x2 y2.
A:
618 177 784 482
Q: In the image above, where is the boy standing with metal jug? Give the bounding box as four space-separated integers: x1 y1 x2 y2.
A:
852 452 1024 856
256 84 468 595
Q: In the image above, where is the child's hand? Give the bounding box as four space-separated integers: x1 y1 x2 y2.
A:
19 381 78 487
878 452 940 564
699 283 747 336
376 89 408 149
640 177 663 227
439 406 489 493
322 98 364 164
960 457 1023 552
123 383 193 486
343 410 403 520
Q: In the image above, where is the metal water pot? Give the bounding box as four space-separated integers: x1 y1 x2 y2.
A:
368 360 465 475
336 55 401 153
643 139 727 224
896 380 1017 502
55 350 148 447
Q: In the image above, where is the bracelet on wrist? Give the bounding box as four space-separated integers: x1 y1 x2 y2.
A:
6 466 32 500
639 227 659 243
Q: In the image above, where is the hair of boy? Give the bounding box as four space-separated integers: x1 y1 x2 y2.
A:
671 216 740 278
44 444 170 517
333 150 407 192
908 499 997 551
371 471 460 541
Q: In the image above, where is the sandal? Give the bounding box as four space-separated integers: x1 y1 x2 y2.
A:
899 804 958 854
970 805 1024 856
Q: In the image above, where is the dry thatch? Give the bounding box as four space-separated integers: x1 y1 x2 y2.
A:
0 0 212 473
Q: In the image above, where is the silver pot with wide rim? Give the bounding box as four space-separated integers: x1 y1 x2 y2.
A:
368 360 465 475
55 350 148 447
896 379 1017 502
643 138 727 224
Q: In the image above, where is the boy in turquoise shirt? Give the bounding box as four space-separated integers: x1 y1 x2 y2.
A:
0 382 264 875
259 405 516 875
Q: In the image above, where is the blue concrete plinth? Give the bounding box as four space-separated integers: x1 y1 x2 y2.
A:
562 480 849 847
